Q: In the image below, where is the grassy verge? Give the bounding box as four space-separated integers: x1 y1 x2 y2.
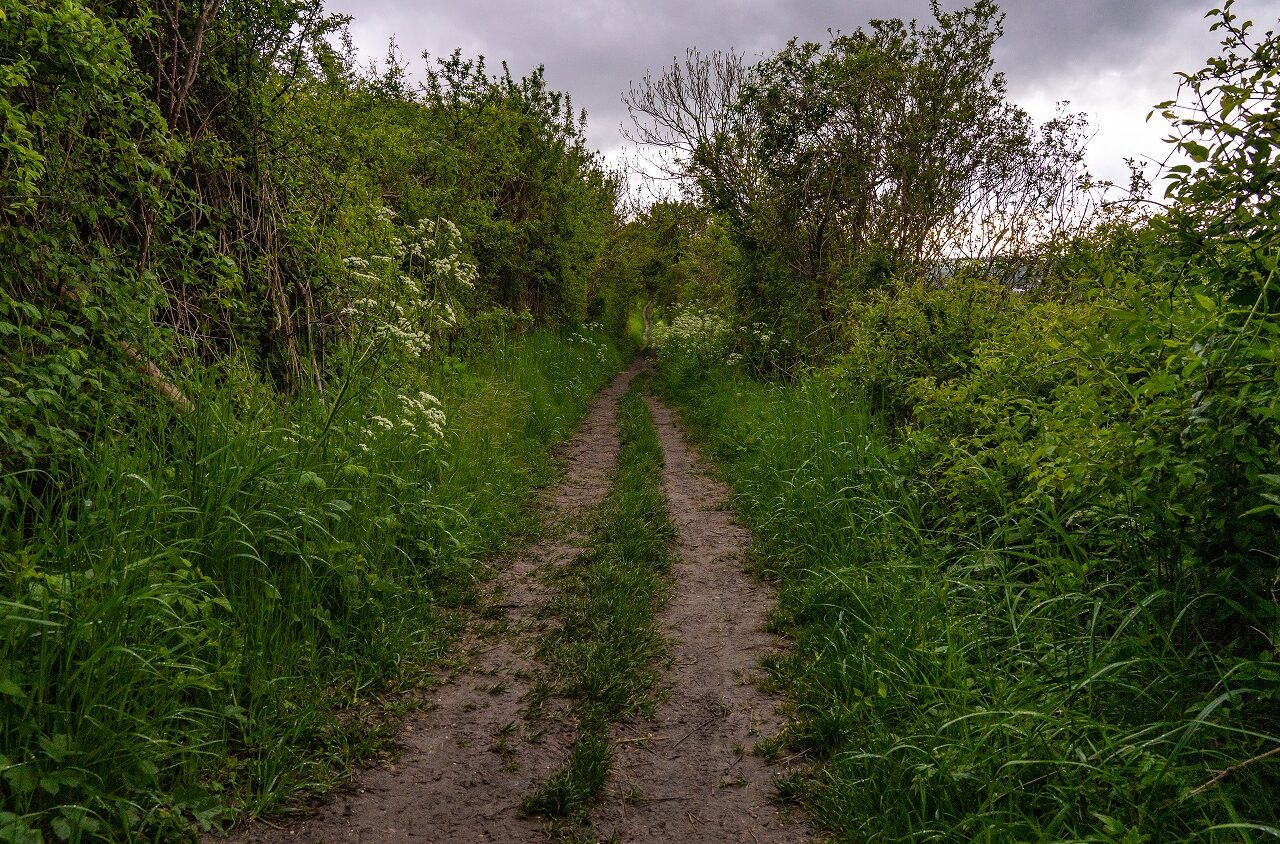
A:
658 365 1280 843
0 329 623 842
521 377 674 825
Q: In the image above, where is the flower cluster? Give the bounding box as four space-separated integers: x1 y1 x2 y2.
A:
340 209 478 358
414 218 478 290
398 390 446 440
343 294 433 356
734 321 793 375
650 307 732 367
569 326 610 364
352 390 446 452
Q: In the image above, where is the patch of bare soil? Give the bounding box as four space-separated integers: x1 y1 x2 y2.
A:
588 396 812 843
222 363 643 843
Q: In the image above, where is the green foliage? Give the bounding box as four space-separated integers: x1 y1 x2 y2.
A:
113 0 351 380
2 0 628 466
592 202 743 345
832 276 1028 420
0 0 219 508
0 0 627 840
520 733 613 821
0 329 623 840
882 3 1280 616
626 2 1097 359
744 1 1018 276
650 307 735 382
651 4 1280 839
333 49 621 328
658 365 1279 842
1159 0 1280 258
0 12 631 831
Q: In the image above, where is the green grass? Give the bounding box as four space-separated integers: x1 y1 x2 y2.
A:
658 365 1280 843
522 377 674 822
627 309 646 350
520 733 613 820
0 329 624 842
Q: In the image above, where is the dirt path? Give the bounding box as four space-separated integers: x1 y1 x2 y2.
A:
227 363 643 843
588 396 810 843
224 365 809 843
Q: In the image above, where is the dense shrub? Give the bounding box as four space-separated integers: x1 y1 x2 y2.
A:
831 276 1032 420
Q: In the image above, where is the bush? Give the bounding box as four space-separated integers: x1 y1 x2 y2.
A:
649 306 733 381
830 276 1033 420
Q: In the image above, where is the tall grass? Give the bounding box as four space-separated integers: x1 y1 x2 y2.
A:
0 329 624 842
660 367 1280 842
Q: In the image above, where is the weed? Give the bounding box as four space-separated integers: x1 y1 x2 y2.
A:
521 732 613 819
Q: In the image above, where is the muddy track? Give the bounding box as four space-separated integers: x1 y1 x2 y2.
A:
587 396 810 842
224 362 809 843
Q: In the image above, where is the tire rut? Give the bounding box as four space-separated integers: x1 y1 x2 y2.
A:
588 395 812 843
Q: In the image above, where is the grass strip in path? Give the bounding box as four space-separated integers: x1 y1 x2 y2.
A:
585 394 812 842
522 374 675 828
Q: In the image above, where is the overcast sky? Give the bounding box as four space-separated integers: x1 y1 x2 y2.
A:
331 0 1280 187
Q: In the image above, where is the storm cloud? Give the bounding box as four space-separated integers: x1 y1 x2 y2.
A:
332 0 1280 184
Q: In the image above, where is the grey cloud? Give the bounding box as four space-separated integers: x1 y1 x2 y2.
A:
994 0 1210 78
331 0 1280 169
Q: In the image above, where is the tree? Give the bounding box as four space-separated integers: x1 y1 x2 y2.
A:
625 1 1103 352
